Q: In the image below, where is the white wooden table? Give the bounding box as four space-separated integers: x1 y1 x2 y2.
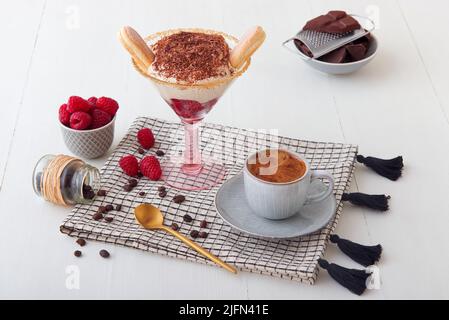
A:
1 0 448 300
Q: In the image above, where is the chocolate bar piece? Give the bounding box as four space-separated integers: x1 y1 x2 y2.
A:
303 10 361 34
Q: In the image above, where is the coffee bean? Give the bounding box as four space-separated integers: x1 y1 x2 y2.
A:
98 206 107 213
83 190 95 200
99 249 110 258
74 250 82 257
200 220 208 228
105 217 113 223
158 186 166 192
123 184 133 192
171 223 179 231
190 230 199 239
158 190 167 198
156 150 165 157
137 172 143 179
183 214 193 223
93 213 103 221
199 231 208 239
83 184 93 192
128 178 138 187
105 204 114 212
97 189 107 196
138 147 145 154
76 239 86 247
173 195 186 204
116 204 122 211
138 191 146 196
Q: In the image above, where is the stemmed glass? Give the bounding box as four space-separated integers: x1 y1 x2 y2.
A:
132 29 250 191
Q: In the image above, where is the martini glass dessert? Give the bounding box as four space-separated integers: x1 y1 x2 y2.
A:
119 26 265 190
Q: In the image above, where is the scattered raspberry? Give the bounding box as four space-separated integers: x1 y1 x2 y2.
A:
119 155 139 177
59 104 70 126
69 112 92 130
137 128 155 149
87 96 97 106
67 96 92 113
96 97 119 117
140 156 162 181
90 108 112 129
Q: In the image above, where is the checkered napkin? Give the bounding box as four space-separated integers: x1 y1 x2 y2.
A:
60 117 358 284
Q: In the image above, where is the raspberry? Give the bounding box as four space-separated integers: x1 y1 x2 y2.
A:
90 108 112 129
119 155 139 177
96 97 119 117
140 156 162 181
87 96 97 106
69 112 92 130
67 96 92 113
137 128 155 149
59 103 70 126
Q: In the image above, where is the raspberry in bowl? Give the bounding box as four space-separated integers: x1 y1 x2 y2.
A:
59 96 118 159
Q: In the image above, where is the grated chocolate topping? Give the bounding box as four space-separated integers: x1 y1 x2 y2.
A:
151 31 233 83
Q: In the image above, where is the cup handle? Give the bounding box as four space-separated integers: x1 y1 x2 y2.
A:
305 170 334 204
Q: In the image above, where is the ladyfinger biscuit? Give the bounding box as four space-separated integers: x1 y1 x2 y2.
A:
118 26 154 70
230 26 266 69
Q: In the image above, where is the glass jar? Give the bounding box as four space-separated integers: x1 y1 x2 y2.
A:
32 154 101 206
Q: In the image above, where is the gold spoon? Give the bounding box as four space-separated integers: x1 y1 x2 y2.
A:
134 203 237 274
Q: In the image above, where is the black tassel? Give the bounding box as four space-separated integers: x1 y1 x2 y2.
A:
330 234 382 266
318 259 371 295
356 155 403 181
342 192 390 211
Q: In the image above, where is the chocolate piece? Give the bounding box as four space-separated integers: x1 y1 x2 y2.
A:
303 11 361 34
346 43 367 61
76 239 86 247
320 46 347 63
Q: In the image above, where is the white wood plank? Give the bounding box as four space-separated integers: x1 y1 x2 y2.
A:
0 0 46 189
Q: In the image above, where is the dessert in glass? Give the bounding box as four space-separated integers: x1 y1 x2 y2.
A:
119 26 265 190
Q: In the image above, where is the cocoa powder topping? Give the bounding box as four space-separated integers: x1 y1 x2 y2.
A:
151 32 233 83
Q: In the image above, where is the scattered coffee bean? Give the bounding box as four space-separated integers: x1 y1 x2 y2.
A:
105 217 113 223
173 195 186 204
105 204 114 212
97 189 107 196
171 223 179 231
128 178 138 187
76 239 86 247
158 186 166 192
158 190 167 198
190 230 199 239
123 184 133 192
116 204 122 211
156 150 165 157
183 214 193 223
99 249 110 258
98 206 107 213
199 231 208 239
138 191 146 196
200 220 208 228
74 250 82 257
83 189 95 200
137 172 143 179
138 147 145 154
93 212 103 221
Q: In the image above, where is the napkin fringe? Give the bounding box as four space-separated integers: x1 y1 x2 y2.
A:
342 192 390 211
356 155 403 181
318 259 371 295
330 234 382 267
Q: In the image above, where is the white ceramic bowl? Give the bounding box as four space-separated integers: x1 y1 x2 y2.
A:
296 34 378 75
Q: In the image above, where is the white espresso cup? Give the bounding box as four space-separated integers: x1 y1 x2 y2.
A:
243 149 334 220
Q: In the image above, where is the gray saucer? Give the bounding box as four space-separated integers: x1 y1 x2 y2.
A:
215 173 337 239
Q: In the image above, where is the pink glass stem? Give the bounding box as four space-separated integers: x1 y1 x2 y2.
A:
181 120 203 175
